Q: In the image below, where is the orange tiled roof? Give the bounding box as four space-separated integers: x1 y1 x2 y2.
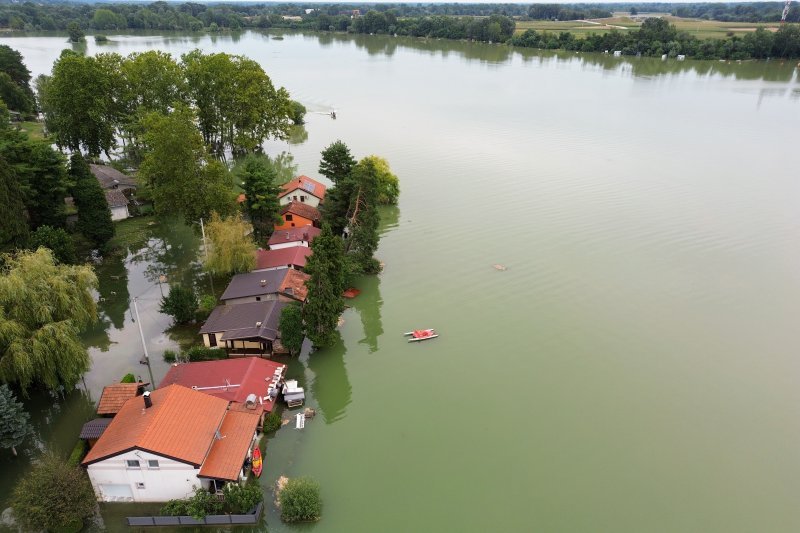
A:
198 410 260 481
83 384 229 466
280 268 310 302
97 383 143 415
278 175 327 201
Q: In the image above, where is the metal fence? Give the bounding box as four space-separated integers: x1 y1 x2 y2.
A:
126 502 263 527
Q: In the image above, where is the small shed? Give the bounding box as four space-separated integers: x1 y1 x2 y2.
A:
79 418 112 449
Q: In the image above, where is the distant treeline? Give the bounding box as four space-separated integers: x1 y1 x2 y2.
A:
1 2 799 33
511 18 800 60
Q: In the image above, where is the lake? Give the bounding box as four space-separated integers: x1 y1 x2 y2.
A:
1 30 800 532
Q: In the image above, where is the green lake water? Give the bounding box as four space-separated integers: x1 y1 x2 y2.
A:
1 31 799 532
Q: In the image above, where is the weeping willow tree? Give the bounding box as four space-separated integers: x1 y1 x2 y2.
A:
205 212 256 275
0 248 98 393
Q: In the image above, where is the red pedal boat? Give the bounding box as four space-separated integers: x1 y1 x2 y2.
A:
403 329 439 342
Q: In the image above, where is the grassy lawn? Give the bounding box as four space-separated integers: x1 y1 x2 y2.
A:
515 15 788 40
17 120 46 140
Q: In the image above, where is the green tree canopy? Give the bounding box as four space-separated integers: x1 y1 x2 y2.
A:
204 211 256 275
160 285 198 325
0 156 28 252
303 224 345 347
11 452 96 531
181 50 293 156
66 21 85 42
0 384 31 456
278 303 304 356
70 153 114 251
0 248 97 393
139 105 235 223
343 157 382 274
40 50 118 156
319 140 356 185
279 477 322 523
361 155 399 205
91 8 126 29
236 154 282 244
29 225 76 264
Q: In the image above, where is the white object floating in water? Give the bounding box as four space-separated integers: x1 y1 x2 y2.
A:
492 264 507 271
296 413 306 429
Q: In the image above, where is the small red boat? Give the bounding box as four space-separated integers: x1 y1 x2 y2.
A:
251 446 263 478
403 329 439 342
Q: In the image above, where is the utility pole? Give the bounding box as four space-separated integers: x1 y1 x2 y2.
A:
132 297 156 385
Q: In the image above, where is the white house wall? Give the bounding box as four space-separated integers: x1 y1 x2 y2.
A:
269 241 310 251
86 449 209 502
110 205 129 221
279 191 321 208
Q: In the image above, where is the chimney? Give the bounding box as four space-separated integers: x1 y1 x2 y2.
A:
143 391 152 409
260 279 267 287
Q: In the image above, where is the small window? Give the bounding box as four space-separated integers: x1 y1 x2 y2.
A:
255 296 261 301
136 482 146 489
285 214 293 221
126 460 140 468
148 460 159 468
208 333 217 347
300 195 306 202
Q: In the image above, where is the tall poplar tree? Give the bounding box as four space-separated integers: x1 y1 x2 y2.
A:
303 224 346 348
237 155 281 244
70 153 114 251
0 157 28 252
343 158 381 274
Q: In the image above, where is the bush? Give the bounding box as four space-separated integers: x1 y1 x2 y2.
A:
120 373 136 383
196 294 217 320
223 483 263 514
11 453 96 532
185 346 227 362
279 477 322 523
29 225 77 264
94 34 108 42
160 499 189 516
67 440 87 467
160 285 198 324
163 349 177 363
263 411 281 433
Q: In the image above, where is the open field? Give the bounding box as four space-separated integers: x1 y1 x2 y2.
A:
515 15 788 40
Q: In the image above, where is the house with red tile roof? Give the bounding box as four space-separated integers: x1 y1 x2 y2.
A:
159 358 287 413
278 175 327 208
268 225 321 250
96 382 148 416
254 246 311 272
274 201 321 232
82 384 260 502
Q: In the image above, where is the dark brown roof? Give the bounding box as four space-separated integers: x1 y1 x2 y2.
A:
280 201 320 222
105 189 129 208
97 383 144 415
79 418 112 440
268 225 321 248
199 300 287 341
220 270 288 301
90 164 137 190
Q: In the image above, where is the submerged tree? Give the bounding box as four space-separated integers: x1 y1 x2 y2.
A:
70 153 114 251
237 154 282 244
0 248 97 393
29 225 76 264
0 384 31 456
205 211 255 275
139 105 235 224
303 224 346 347
342 158 382 274
278 304 304 356
160 285 198 325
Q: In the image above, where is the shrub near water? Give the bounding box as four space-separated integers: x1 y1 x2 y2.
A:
279 477 322 522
